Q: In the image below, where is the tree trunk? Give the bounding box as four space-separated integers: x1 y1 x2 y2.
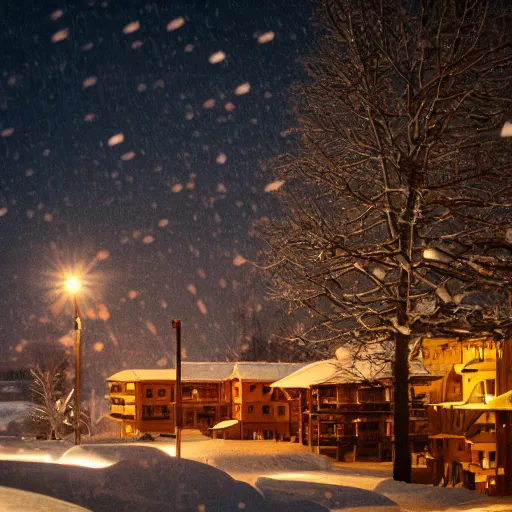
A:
393 331 411 482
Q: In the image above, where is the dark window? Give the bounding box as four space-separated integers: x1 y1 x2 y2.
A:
262 405 270 414
249 384 256 392
234 386 240 397
248 405 254 413
146 389 153 398
263 386 271 394
158 388 166 398
277 406 285 416
486 379 495 396
110 384 121 393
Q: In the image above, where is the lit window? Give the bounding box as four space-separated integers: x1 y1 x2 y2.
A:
126 382 135 391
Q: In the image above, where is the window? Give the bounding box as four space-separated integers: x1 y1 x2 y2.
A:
126 382 135 391
263 386 272 394
110 383 121 393
262 405 270 414
234 386 240 397
485 379 495 396
142 405 169 420
249 384 256 392
248 405 254 413
146 388 153 398
157 388 166 398
277 406 285 416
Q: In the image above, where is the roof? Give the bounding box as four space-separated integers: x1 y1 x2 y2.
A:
107 369 176 382
107 362 307 383
229 362 308 382
481 390 512 411
209 419 239 430
181 362 235 381
271 360 369 389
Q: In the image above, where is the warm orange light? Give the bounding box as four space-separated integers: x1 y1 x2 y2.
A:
65 277 81 293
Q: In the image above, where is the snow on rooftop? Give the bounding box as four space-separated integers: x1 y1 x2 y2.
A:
230 362 308 382
107 369 176 382
181 362 235 381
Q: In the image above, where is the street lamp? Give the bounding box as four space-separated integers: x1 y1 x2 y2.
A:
65 276 82 446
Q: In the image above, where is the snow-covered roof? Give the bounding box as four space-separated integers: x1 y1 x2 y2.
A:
107 369 176 382
229 362 308 382
181 362 235 381
209 419 239 430
477 390 512 411
271 359 375 389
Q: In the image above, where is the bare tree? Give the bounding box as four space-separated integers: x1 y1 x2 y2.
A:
259 0 512 482
30 366 73 440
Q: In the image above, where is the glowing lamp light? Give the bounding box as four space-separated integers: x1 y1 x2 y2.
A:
65 277 81 293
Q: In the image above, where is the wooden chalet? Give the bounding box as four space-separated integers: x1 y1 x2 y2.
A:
424 337 512 495
271 357 442 462
106 362 306 439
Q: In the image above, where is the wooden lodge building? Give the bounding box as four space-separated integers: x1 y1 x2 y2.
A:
423 336 512 496
107 362 306 439
270 356 443 462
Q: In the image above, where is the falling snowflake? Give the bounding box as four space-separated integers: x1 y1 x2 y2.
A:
120 151 136 161
51 28 69 43
167 17 185 31
1 128 14 137
107 133 124 147
257 31 275 44
209 51 226 64
83 76 98 88
264 180 285 192
216 153 227 164
123 20 140 34
234 83 251 95
196 299 208 315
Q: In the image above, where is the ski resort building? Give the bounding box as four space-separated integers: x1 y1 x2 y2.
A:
270 356 442 462
106 362 306 439
424 336 512 496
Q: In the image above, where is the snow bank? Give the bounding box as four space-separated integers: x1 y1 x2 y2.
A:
0 485 90 512
0 458 267 511
257 477 399 512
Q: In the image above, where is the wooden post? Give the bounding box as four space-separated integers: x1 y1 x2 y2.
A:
298 390 303 444
74 296 82 446
172 320 182 458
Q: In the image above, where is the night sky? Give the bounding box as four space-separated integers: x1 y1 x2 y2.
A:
0 0 313 391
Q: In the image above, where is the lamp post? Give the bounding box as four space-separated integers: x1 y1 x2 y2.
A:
65 277 82 446
172 319 182 458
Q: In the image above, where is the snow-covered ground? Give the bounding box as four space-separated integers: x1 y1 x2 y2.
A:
1 431 512 512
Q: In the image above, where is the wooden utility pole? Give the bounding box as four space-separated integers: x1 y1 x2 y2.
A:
172 319 182 458
74 296 82 446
